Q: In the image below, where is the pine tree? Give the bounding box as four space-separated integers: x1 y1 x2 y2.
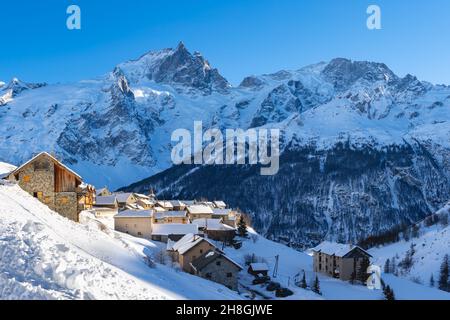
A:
237 216 248 238
438 254 449 292
300 271 307 289
384 259 390 274
383 285 396 300
430 274 435 287
312 275 321 295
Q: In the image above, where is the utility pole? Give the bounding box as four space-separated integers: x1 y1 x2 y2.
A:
273 255 279 278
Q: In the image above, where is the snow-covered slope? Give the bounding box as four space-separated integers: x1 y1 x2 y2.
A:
0 181 242 300
369 202 450 286
1 178 448 300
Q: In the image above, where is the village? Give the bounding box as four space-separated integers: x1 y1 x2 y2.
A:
2 152 379 297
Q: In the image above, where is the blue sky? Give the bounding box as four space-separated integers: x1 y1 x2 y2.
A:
1 0 449 85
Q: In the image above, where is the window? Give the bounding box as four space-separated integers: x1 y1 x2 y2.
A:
138 232 142 236
23 175 31 183
205 273 212 279
226 273 233 278
216 261 221 266
200 249 203 254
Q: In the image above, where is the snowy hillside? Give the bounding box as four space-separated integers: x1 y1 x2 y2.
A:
1 178 448 300
369 202 450 287
0 181 242 300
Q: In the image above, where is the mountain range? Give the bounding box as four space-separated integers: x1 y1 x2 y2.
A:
1 42 449 247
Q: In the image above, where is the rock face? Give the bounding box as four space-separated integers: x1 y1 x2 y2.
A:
1 45 450 246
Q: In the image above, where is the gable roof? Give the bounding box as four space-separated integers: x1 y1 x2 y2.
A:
95 195 118 206
151 223 198 237
190 250 243 272
114 193 134 203
312 241 372 258
9 152 82 180
170 233 214 255
115 209 153 218
187 205 214 215
96 187 110 196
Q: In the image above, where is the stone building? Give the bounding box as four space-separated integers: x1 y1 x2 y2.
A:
7 152 92 222
311 242 372 281
190 249 242 291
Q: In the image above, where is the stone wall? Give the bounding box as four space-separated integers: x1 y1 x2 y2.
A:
197 256 240 290
55 192 79 222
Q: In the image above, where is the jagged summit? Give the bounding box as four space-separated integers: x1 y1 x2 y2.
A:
116 42 230 94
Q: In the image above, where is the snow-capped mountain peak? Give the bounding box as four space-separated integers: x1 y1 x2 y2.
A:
117 42 230 94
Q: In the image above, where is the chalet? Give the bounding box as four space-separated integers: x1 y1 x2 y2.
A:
113 210 153 238
6 152 90 222
151 223 198 243
96 187 111 197
167 233 216 272
190 250 242 291
94 195 119 217
192 218 236 243
311 241 372 281
248 263 269 277
114 192 137 209
187 205 214 220
153 211 188 224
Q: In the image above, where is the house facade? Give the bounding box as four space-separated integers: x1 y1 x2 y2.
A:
7 152 88 222
190 250 242 290
113 210 153 238
312 242 372 281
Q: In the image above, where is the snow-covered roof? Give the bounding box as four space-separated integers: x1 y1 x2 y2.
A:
213 201 226 208
114 193 134 203
151 223 198 236
115 210 153 218
249 263 269 272
95 187 110 196
182 200 196 206
153 206 166 212
187 205 214 215
9 152 82 180
192 218 235 231
156 200 173 209
95 195 117 206
0 162 16 179
170 233 206 254
135 193 150 200
138 198 155 206
212 208 231 216
154 210 187 219
190 250 243 271
312 241 371 258
169 200 186 207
